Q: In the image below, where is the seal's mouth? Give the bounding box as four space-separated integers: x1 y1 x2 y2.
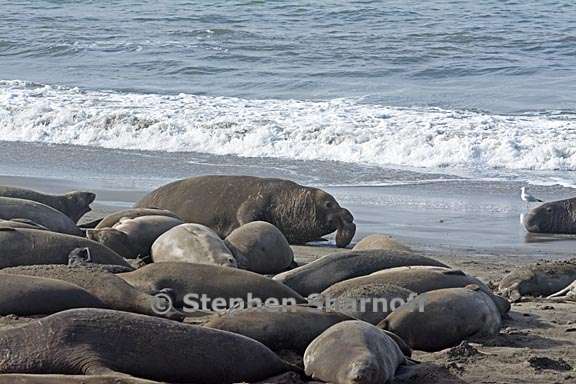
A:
335 208 356 248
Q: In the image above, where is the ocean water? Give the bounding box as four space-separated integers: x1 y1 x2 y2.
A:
1 0 575 186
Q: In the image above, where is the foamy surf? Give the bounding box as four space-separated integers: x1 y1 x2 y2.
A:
1 80 576 175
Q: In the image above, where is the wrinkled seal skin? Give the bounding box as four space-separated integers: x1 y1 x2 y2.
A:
0 273 104 315
273 249 449 296
498 259 576 301
304 320 407 384
225 221 294 274
379 286 502 352
0 228 131 269
0 197 83 236
369 266 510 315
119 262 306 309
135 175 356 247
151 223 238 267
87 208 180 229
523 197 576 234
0 308 290 383
1 265 181 320
0 186 95 223
0 374 161 384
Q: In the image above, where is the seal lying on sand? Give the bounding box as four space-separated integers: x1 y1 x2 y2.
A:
0 273 104 315
0 197 83 236
304 320 409 384
0 228 131 269
0 186 95 223
119 262 306 310
379 285 502 352
499 259 576 301
523 197 576 234
82 208 180 229
273 250 448 296
135 175 356 247
353 234 412 253
1 265 181 320
151 223 238 267
225 221 294 274
0 308 291 383
86 228 137 259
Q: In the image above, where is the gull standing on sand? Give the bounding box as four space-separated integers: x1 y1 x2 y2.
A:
521 187 542 209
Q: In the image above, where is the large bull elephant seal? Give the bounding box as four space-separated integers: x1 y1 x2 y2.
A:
135 175 356 247
0 273 104 315
0 308 291 383
304 320 409 384
151 223 238 267
0 186 95 223
118 262 306 310
1 265 181 320
0 228 131 269
378 285 502 352
0 197 83 236
273 249 449 296
523 197 576 233
498 259 576 301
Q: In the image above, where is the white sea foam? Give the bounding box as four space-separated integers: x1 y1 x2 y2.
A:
1 80 575 174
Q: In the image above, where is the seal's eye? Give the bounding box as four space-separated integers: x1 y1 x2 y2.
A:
546 207 553 213
325 201 334 209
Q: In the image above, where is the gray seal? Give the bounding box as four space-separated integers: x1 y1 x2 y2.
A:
0 308 291 383
379 285 502 352
135 175 356 247
0 197 82 236
0 228 131 269
522 197 576 233
0 186 95 223
304 320 408 384
272 249 449 296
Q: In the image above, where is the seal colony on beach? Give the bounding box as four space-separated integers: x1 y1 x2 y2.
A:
0 175 574 383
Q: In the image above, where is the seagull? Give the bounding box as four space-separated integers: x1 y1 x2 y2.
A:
521 187 542 208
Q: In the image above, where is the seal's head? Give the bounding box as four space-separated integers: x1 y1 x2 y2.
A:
522 198 576 234
64 191 97 223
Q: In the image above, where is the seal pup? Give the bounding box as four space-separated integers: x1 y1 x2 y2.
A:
304 320 409 384
0 273 104 315
0 197 83 236
379 285 502 352
224 221 294 274
522 197 576 233
0 228 131 269
0 308 291 383
273 249 448 296
135 175 356 247
499 259 576 301
118 262 306 310
0 186 95 223
151 223 238 267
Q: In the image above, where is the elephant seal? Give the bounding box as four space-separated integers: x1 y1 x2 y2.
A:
0 375 160 384
0 197 82 236
0 308 291 383
379 285 502 352
151 223 237 267
86 208 180 229
67 247 134 273
118 262 306 310
1 265 181 320
0 228 131 269
0 219 47 230
273 250 449 296
304 320 408 384
135 175 356 247
0 273 104 315
86 228 136 259
225 221 294 274
498 259 576 301
353 234 411 253
113 215 184 256
523 197 576 233
369 266 510 315
318 282 416 324
0 186 95 223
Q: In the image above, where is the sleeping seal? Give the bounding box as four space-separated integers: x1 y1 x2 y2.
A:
0 186 95 223
0 308 291 383
135 175 356 247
